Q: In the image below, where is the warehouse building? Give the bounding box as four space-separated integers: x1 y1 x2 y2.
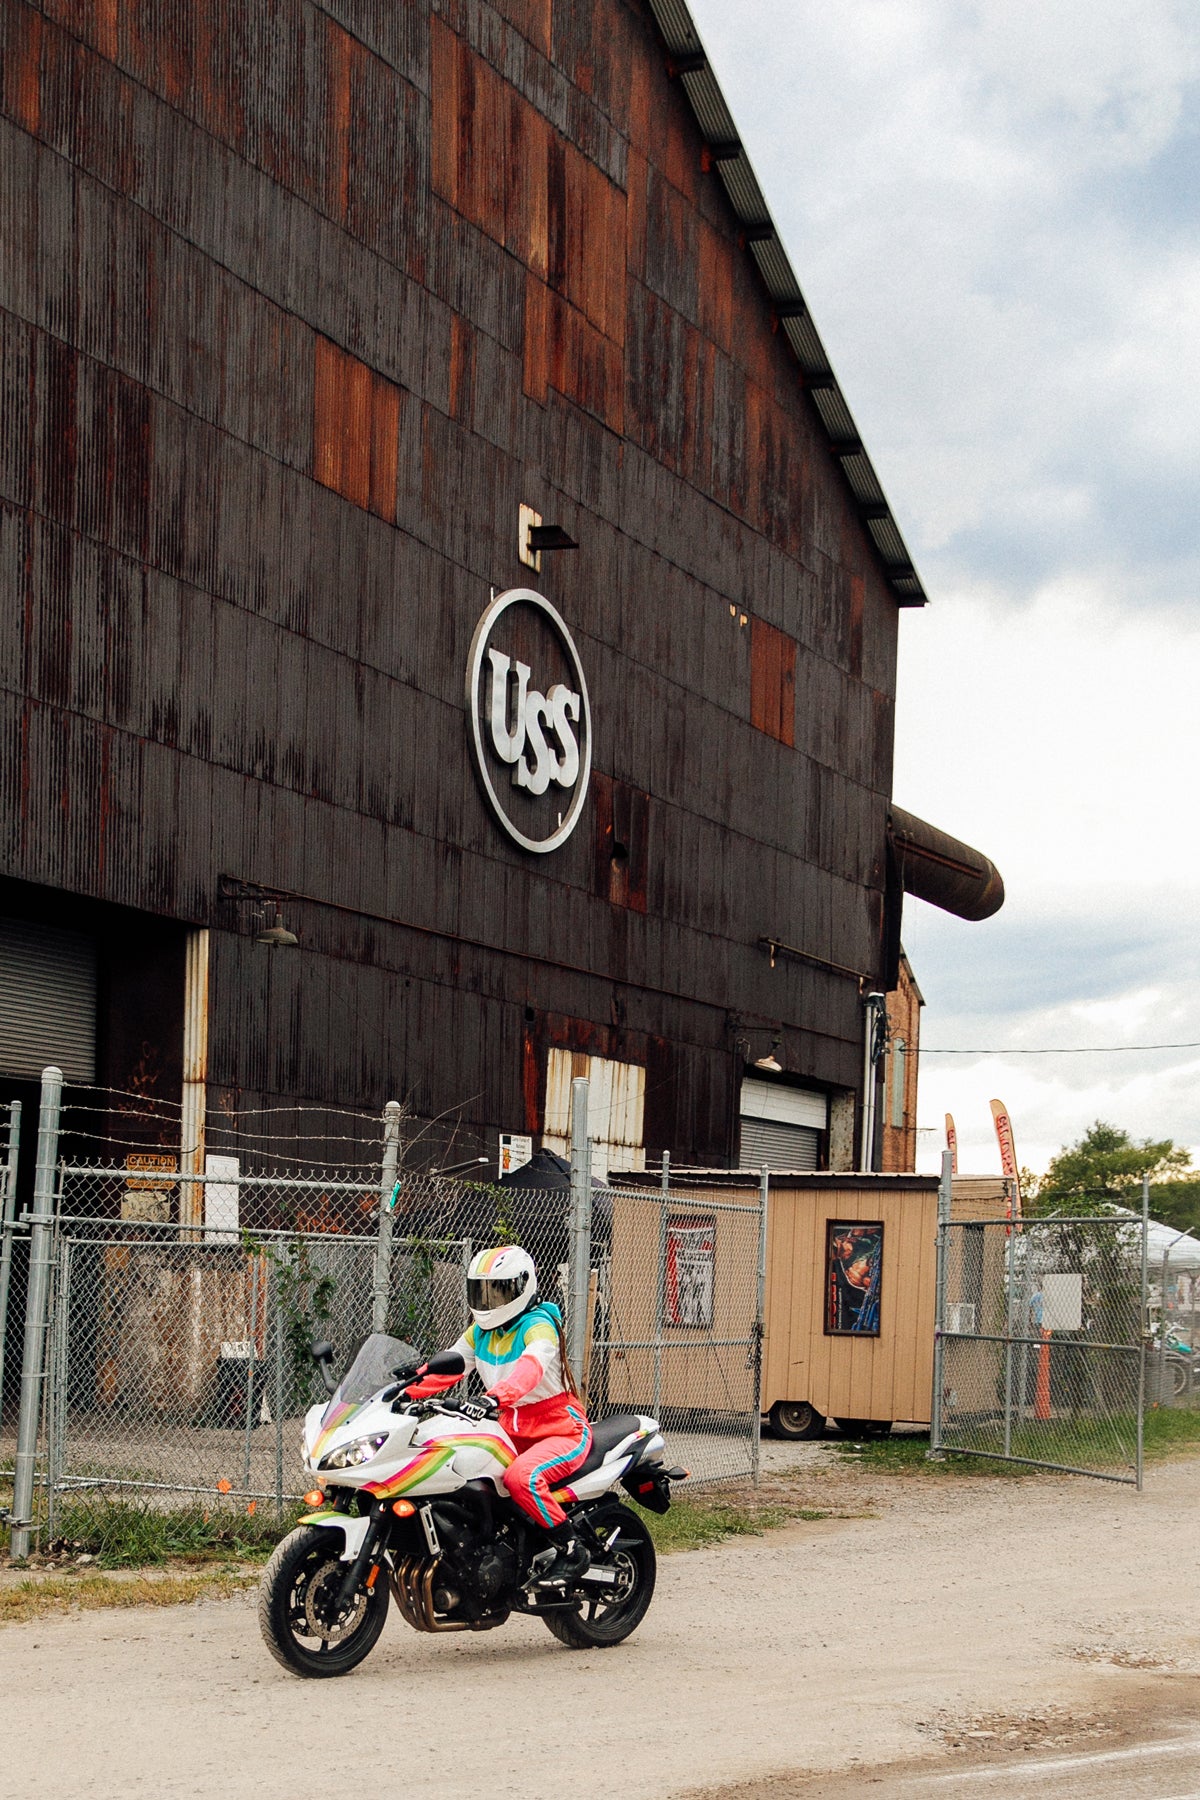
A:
0 0 1001 1194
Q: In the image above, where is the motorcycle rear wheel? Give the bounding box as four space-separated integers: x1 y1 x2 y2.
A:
543 1505 656 1650
259 1525 389 1678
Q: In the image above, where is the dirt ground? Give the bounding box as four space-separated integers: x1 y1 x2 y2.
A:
2 1449 1198 1800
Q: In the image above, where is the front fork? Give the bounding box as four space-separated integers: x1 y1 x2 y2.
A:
334 1501 389 1614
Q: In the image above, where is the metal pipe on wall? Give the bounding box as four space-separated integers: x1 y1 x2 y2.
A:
180 929 210 1234
859 992 886 1170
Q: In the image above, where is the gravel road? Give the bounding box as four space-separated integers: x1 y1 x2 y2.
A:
3 1453 1198 1800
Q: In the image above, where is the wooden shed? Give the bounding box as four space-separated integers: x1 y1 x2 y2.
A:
604 1172 1008 1437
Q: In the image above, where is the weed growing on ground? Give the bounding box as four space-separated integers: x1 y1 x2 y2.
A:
46 1498 303 1568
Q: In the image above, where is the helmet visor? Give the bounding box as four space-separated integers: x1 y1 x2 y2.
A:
468 1275 526 1314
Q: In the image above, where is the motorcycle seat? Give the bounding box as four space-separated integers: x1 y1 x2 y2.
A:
567 1412 647 1481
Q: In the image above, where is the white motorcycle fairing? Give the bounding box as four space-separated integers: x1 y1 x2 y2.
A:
300 1345 666 1521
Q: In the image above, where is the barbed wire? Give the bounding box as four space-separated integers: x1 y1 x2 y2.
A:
923 1040 1200 1055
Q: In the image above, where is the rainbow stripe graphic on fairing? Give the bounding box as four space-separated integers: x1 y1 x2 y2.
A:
311 1398 368 1465
364 1435 515 1500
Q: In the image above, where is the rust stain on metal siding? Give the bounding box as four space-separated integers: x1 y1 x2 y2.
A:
750 617 796 748
312 336 400 523
5 3 42 132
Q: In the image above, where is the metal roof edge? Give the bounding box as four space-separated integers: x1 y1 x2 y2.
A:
644 0 928 608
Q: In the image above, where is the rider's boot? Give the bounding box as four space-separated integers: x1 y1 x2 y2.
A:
530 1521 590 1586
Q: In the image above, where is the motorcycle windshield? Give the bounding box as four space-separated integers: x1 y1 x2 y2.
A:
327 1333 419 1411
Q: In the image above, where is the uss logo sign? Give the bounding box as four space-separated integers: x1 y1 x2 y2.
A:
465 589 592 854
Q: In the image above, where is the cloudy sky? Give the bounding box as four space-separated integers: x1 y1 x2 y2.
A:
687 0 1200 1177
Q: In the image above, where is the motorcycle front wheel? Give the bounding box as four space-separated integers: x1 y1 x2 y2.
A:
543 1504 656 1650
259 1525 389 1678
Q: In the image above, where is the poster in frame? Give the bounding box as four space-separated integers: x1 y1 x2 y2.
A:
665 1214 715 1329
825 1221 884 1336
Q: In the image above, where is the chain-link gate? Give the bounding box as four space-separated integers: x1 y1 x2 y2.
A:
933 1169 1147 1485
594 1173 768 1486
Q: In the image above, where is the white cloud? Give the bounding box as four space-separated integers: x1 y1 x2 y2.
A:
686 0 1200 1177
690 0 1200 606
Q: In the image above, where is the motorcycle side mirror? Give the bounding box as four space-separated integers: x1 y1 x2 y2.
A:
425 1350 466 1377
311 1341 338 1395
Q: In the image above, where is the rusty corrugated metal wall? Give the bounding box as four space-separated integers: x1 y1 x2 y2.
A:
0 0 901 1167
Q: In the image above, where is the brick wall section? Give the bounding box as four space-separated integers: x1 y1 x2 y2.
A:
881 955 923 1174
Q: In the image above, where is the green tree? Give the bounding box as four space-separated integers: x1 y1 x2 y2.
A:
1150 1177 1200 1237
1029 1121 1191 1217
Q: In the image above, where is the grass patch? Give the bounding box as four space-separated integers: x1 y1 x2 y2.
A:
1143 1406 1200 1459
643 1494 820 1553
836 1408 1200 1477
44 1497 302 1569
836 1433 1033 1477
0 1570 258 1627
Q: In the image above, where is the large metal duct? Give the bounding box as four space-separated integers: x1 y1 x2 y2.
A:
887 805 1005 922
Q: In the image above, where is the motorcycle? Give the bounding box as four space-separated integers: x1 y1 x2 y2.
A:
258 1333 687 1677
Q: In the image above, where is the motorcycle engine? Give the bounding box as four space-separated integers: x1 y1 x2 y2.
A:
452 1540 517 1606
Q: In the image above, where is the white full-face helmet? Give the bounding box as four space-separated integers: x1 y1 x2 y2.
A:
466 1244 537 1331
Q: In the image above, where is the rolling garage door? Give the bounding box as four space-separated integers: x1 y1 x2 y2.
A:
0 917 97 1082
739 1077 827 1171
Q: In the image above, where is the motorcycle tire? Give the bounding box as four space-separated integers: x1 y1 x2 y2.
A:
259 1525 389 1679
543 1505 656 1651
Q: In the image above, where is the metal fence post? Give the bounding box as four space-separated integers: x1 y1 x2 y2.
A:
371 1101 403 1335
1137 1174 1148 1491
0 1098 23 1419
928 1150 952 1460
1003 1205 1017 1458
566 1077 592 1373
10 1067 62 1559
1158 1245 1170 1409
273 1263 285 1517
751 1167 769 1485
653 1152 669 1418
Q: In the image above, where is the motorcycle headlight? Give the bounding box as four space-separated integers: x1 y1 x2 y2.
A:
319 1432 389 1472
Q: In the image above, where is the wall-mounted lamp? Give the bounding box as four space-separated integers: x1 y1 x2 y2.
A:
527 524 578 553
519 503 578 572
218 876 299 948
753 1038 783 1074
254 905 299 949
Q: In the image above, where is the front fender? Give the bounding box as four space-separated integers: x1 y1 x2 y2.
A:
298 1510 373 1563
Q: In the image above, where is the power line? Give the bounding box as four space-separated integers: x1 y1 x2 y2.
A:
925 1042 1200 1055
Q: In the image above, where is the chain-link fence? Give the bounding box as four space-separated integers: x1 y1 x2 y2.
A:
1150 1232 1200 1411
0 1098 22 1441
933 1200 1147 1485
5 1072 768 1551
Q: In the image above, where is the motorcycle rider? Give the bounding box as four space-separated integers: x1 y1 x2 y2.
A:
404 1245 592 1584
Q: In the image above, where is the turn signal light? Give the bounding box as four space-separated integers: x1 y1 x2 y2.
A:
392 1499 416 1517
303 1489 325 1507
